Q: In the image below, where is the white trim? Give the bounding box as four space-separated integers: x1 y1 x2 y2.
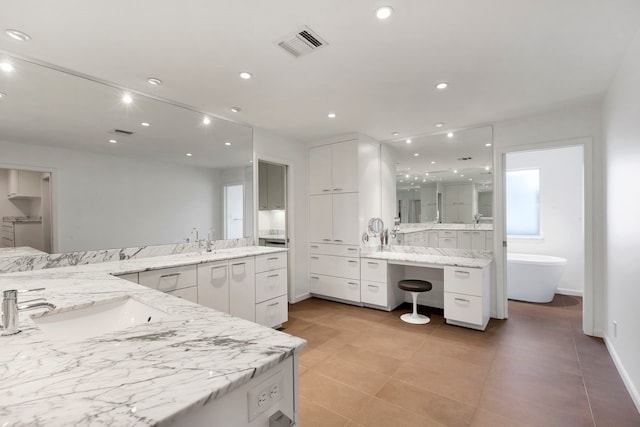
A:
604 336 640 413
496 137 594 335
556 288 584 297
290 293 311 303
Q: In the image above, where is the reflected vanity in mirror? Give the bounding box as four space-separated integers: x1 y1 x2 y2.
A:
0 54 253 257
387 126 494 251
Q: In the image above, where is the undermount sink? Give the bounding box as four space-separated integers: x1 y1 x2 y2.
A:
32 297 172 342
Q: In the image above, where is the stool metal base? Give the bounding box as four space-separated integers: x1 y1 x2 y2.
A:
401 313 431 324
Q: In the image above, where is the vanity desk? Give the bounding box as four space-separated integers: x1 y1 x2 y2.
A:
361 248 493 331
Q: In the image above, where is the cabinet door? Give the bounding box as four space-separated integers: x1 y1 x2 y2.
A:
7 169 19 197
443 184 459 206
457 231 472 250
471 231 486 250
309 195 333 243
332 192 359 245
8 170 41 198
331 141 359 193
258 162 268 210
168 286 198 304
197 261 229 312
458 184 473 204
309 145 333 195
14 223 44 251
229 257 256 322
267 163 285 209
427 231 439 247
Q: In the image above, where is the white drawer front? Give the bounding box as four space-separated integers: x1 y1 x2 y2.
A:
309 254 360 280
2 222 14 233
308 243 359 257
256 268 287 303
2 235 15 247
360 259 387 282
444 292 483 325
439 237 458 249
255 295 288 328
197 261 229 313
115 272 139 284
167 286 198 303
439 230 457 238
444 266 483 296
361 280 387 306
309 274 360 303
139 265 197 292
255 252 287 273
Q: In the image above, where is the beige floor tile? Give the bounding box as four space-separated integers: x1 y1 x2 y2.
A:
350 396 444 427
299 370 371 420
298 395 350 427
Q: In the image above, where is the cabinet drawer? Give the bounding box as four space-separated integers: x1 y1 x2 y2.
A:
2 222 14 233
444 266 483 296
115 272 139 284
309 254 359 280
439 237 457 248
361 259 387 282
444 292 483 325
139 265 197 292
309 274 360 303
255 252 287 273
167 286 198 303
255 295 288 328
361 280 387 306
256 268 287 303
308 243 360 257
439 230 457 238
2 235 15 246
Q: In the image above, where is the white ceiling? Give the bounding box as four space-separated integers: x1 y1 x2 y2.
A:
1 0 640 143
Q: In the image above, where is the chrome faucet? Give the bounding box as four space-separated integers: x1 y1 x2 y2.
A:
473 213 483 227
2 289 56 336
206 228 213 252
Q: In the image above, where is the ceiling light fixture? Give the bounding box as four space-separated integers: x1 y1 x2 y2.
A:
203 116 211 125
460 175 464 178
414 153 419 157
239 72 252 80
146 77 162 86
328 112 336 118
447 132 454 138
423 179 426 182
425 172 429 176
392 132 400 136
141 122 150 127
405 174 410 178
109 139 117 144
0 62 15 73
230 107 241 113
469 178 473 181
431 161 436 164
0 92 5 98
406 139 412 144
485 166 490 170
225 142 232 146
435 122 444 128
376 6 393 19
485 143 492 147
436 82 449 90
186 153 193 157
122 93 133 104
453 169 458 173
5 29 31 42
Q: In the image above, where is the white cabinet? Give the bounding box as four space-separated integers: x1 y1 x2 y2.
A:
308 144 332 195
197 260 229 313
309 274 361 303
115 272 139 283
309 244 361 304
309 193 359 245
1 221 43 250
229 257 256 322
8 169 41 199
259 162 285 210
254 252 288 327
443 265 490 330
457 230 486 250
309 141 358 195
443 184 474 224
139 265 198 304
360 259 388 307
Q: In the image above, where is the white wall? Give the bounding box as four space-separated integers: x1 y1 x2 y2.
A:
603 28 640 411
506 146 585 295
0 169 29 220
253 128 309 302
0 139 222 252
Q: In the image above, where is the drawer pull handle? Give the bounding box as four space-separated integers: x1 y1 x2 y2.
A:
322 238 332 241
334 239 344 242
367 262 378 266
322 189 331 192
310 256 319 260
232 262 246 266
454 270 471 276
268 302 280 307
347 248 358 251
310 276 319 280
454 298 470 303
347 260 358 264
368 284 379 289
333 188 343 191
268 274 279 278
310 245 319 248
211 265 227 270
267 257 279 261
347 282 358 286
160 273 181 278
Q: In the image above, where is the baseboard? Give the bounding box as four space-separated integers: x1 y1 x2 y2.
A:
289 293 311 304
604 336 640 413
556 288 584 297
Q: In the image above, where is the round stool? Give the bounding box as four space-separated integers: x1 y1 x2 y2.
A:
398 279 432 324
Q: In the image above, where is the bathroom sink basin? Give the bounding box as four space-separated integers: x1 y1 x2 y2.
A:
32 297 171 342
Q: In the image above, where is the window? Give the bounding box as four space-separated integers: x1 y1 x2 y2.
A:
506 168 540 236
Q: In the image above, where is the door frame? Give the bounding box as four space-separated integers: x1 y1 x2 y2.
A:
494 137 596 336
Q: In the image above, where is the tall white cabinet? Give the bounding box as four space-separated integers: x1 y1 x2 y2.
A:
308 133 384 304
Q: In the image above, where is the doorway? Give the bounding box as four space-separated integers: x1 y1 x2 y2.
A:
224 184 244 239
257 160 288 248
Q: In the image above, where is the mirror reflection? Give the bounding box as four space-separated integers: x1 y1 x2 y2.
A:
0 55 253 255
393 126 494 225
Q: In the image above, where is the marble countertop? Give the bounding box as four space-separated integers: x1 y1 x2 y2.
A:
2 216 42 224
0 246 305 425
258 234 287 241
397 223 493 233
0 246 46 260
362 246 493 269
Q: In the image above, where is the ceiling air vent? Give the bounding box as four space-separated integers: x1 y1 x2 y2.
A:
113 129 134 136
276 26 328 58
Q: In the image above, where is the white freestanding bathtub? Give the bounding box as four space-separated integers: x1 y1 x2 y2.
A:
507 253 567 303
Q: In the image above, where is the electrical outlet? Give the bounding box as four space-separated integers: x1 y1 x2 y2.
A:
613 320 617 337
247 369 284 421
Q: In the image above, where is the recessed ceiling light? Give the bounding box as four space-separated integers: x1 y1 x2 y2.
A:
230 107 241 113
436 82 449 90
376 6 393 19
453 169 458 173
122 93 133 104
186 153 193 157
414 177 418 180
414 153 419 157
435 122 444 128
203 116 211 125
469 178 473 181
239 72 252 80
405 174 409 178
109 139 117 144
425 172 429 176
146 77 162 86
460 175 464 178
447 132 454 138
328 112 336 118
423 179 426 182
431 161 436 164
0 62 15 73
5 29 30 42
485 143 492 147
392 132 400 136
406 139 412 144
225 142 232 146
0 92 5 98
141 122 150 127
485 166 490 170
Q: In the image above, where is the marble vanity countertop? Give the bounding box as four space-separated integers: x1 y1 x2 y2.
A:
0 246 46 259
362 246 493 269
2 216 43 223
258 234 287 241
397 223 493 233
0 246 305 425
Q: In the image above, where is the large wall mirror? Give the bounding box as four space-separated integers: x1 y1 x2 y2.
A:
0 54 253 255
392 125 493 225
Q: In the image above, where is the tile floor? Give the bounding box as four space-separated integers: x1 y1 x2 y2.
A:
281 295 640 426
